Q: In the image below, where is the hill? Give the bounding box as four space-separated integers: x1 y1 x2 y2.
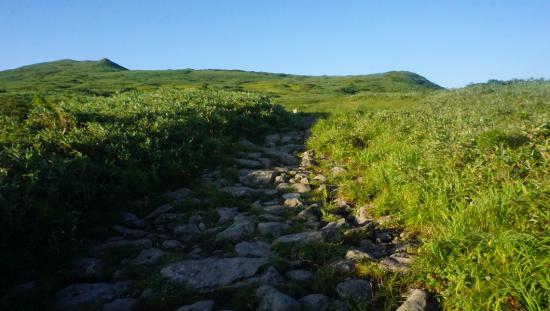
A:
0 59 443 104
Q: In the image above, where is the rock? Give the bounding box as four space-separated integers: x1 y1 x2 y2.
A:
112 225 147 239
261 205 286 215
260 214 284 222
235 158 263 168
396 289 431 311
145 204 174 220
358 240 389 258
133 248 166 266
284 198 303 208
235 241 272 257
256 286 300 311
276 182 292 191
282 192 301 200
258 222 292 237
345 249 374 261
239 170 276 187
55 282 131 310
161 257 269 291
238 138 257 149
296 206 320 222
379 257 410 273
216 220 255 242
221 186 259 197
301 157 318 167
299 294 331 311
274 175 287 184
216 207 239 223
163 188 191 203
331 166 347 176
286 269 313 282
331 198 352 215
292 183 311 193
272 231 324 246
336 279 374 301
120 212 145 229
355 206 371 225
265 134 281 146
390 253 415 265
102 298 139 311
67 258 105 280
266 150 298 166
153 212 183 225
174 224 200 236
162 239 185 250
330 260 355 274
374 230 393 243
176 300 216 311
91 239 152 256
313 174 327 183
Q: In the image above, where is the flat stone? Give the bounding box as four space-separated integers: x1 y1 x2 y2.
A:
336 279 374 301
258 222 292 237
102 298 139 311
161 257 269 291
239 170 276 187
299 294 331 311
272 231 324 246
55 282 131 310
256 286 300 311
216 207 239 223
235 241 272 257
396 289 431 311
176 300 216 311
145 204 174 220
133 248 166 266
216 220 255 242
286 269 313 282
120 212 145 229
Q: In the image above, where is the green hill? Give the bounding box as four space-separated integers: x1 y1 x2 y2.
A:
0 59 442 103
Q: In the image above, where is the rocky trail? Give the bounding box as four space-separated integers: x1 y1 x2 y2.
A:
50 120 436 311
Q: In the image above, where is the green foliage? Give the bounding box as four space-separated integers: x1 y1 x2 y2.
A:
307 80 550 310
0 88 288 288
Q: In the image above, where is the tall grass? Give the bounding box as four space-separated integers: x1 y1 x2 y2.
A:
307 81 549 309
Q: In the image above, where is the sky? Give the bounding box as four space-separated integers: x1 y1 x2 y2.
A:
1 0 549 87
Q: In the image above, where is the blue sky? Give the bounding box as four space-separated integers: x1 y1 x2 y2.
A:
1 0 548 87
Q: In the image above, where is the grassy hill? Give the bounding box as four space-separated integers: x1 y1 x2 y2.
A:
0 59 442 108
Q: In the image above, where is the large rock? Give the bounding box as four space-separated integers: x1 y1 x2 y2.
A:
396 289 431 311
272 231 324 246
235 241 272 257
292 183 311 193
161 257 269 291
355 206 371 225
258 222 292 237
299 294 331 311
239 170 276 187
176 300 216 311
55 282 131 310
256 286 300 311
216 220 255 242
102 298 139 311
336 279 373 301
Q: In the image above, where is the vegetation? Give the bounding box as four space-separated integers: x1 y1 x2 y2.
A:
0 88 288 289
307 81 549 310
1 59 548 309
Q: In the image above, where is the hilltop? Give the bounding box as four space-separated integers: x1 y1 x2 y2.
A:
0 59 442 101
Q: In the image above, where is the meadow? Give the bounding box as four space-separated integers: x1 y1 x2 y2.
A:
0 59 548 310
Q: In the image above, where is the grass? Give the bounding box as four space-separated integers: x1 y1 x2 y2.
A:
307 80 549 310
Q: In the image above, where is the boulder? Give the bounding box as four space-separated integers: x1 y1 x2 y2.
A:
292 183 311 193
239 170 276 187
216 220 255 242
396 289 432 311
336 279 373 301
161 257 269 292
256 286 300 311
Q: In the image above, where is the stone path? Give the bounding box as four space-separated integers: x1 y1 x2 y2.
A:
52 121 435 310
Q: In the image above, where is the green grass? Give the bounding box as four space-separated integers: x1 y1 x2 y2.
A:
307 81 550 310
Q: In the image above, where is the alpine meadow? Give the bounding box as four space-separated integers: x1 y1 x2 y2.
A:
1 2 549 309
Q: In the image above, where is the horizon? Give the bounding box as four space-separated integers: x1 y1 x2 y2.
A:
1 1 549 88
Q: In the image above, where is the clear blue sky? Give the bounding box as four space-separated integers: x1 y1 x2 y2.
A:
1 0 549 87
